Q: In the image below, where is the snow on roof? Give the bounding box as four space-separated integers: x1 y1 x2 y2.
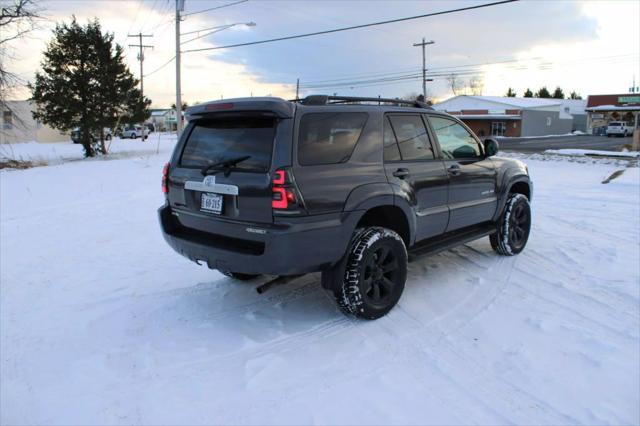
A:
434 95 562 111
587 105 640 111
558 99 587 115
150 109 170 116
469 96 561 108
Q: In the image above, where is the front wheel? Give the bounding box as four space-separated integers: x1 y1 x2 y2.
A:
490 193 531 256
327 227 407 320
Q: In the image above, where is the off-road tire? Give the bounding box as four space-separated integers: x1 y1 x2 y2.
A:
220 271 260 281
490 193 531 256
331 227 407 320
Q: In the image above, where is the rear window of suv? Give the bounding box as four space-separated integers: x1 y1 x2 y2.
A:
298 112 368 165
180 115 276 171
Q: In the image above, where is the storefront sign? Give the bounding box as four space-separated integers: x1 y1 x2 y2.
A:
618 96 640 105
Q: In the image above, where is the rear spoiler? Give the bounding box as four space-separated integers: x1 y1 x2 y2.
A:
185 97 295 120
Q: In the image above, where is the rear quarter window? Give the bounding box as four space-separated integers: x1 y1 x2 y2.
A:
298 112 368 165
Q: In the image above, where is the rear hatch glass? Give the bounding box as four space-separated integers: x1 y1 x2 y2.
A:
180 116 276 171
172 114 278 225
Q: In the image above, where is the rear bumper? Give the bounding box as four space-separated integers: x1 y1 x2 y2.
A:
158 204 360 275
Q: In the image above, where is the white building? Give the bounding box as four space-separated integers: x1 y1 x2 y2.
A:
148 109 179 132
1 100 69 144
433 95 586 137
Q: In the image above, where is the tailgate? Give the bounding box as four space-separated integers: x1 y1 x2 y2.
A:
168 113 279 225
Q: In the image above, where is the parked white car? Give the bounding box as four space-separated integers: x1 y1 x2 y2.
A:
606 121 633 137
122 125 150 139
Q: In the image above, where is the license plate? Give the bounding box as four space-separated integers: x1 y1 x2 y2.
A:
201 193 223 214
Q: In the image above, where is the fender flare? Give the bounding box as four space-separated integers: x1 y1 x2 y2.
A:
343 182 416 246
494 175 532 221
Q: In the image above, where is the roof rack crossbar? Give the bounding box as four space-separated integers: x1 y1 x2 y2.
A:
295 95 433 110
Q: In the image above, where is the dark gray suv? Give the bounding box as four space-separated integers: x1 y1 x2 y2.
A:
159 95 532 319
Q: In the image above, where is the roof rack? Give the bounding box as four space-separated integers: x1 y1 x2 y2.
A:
293 95 433 110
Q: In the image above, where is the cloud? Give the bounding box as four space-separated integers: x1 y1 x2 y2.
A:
4 0 637 107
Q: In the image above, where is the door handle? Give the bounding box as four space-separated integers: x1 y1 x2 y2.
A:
448 164 461 176
392 168 410 179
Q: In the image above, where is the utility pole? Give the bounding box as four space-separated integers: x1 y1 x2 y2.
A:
175 0 185 134
295 78 299 100
128 33 153 137
413 38 434 101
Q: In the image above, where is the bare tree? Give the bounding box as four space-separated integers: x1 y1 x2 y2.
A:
469 76 484 96
447 74 464 96
1 0 41 120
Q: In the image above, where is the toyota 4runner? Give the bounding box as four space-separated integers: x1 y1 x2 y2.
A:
159 95 533 319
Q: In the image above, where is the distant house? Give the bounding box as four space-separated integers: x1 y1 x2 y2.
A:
1 100 69 144
433 95 586 138
148 109 179 132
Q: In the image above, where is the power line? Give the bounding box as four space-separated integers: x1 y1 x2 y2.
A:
182 0 518 53
182 0 248 17
299 53 640 89
144 55 175 77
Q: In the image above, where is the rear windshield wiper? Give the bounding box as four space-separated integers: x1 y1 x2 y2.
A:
201 155 251 176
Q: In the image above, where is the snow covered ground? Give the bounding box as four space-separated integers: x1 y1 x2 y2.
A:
1 136 639 425
545 148 640 158
0 133 174 166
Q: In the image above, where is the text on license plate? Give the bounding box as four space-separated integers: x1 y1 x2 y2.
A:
201 193 223 213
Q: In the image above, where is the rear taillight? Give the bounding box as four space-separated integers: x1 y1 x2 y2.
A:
271 168 299 210
162 162 169 194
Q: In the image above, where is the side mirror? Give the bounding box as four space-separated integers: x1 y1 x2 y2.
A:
484 138 499 157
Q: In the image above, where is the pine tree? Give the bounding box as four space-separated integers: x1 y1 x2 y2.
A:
505 87 516 97
523 88 533 98
552 87 565 99
535 86 552 98
569 91 582 100
31 17 150 157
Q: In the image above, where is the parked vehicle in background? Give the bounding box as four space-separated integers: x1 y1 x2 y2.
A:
158 96 533 320
606 121 632 137
122 125 149 139
70 127 112 143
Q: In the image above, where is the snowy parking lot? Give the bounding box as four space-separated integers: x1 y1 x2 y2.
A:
1 136 639 425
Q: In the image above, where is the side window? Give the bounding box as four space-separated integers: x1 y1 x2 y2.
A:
428 116 482 160
383 116 401 161
388 115 434 161
298 112 368 165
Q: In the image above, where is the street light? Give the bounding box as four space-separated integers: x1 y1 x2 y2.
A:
181 22 256 45
175 15 256 135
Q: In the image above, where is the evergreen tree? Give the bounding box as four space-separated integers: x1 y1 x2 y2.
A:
523 88 533 98
535 86 552 98
31 17 150 157
505 87 516 97
569 91 582 100
552 86 565 99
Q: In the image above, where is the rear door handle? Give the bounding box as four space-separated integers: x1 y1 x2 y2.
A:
392 168 410 179
448 164 461 176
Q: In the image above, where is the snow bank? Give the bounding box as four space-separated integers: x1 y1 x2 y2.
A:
1 149 639 425
0 133 178 166
545 148 640 158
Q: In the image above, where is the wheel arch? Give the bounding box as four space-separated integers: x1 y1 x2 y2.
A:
493 175 532 221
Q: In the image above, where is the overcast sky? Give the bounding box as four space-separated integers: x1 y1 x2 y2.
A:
6 0 640 107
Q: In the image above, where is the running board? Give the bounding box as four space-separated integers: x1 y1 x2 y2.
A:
408 223 497 262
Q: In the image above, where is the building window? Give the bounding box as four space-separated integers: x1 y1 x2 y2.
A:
546 117 552 126
491 122 506 136
2 110 13 130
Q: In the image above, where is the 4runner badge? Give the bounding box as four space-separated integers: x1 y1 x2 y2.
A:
203 176 216 187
